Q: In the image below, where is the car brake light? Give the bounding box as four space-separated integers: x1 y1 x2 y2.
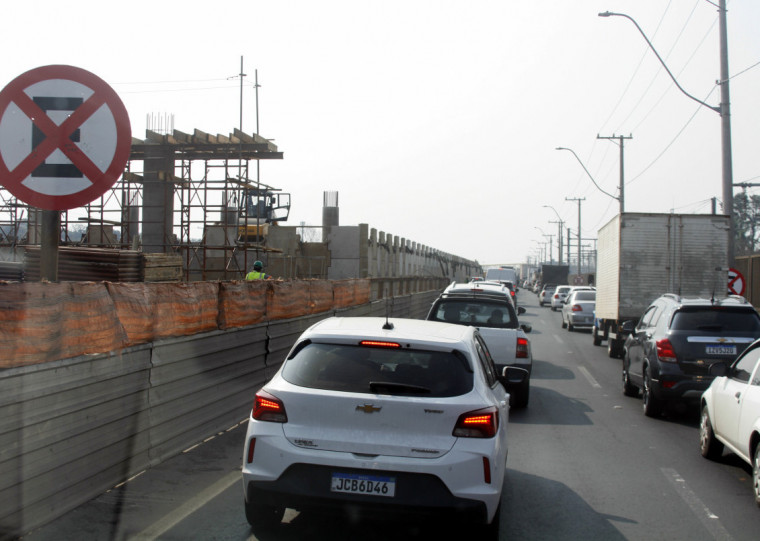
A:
453 406 499 438
553 293 559 299
252 390 288 423
360 340 401 348
656 339 677 363
572 304 582 312
516 337 530 358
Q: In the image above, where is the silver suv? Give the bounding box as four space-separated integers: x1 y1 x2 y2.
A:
622 294 760 417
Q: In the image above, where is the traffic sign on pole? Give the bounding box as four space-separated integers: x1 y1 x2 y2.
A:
728 267 746 296
0 65 131 210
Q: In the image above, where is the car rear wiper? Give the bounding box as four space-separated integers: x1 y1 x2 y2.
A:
369 381 431 395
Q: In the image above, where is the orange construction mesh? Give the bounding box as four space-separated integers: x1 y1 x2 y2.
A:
218 280 268 329
0 281 126 368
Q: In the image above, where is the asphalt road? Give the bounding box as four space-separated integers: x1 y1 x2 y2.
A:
21 291 760 540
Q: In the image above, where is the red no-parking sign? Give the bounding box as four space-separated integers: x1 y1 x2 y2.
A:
0 65 131 210
728 267 746 296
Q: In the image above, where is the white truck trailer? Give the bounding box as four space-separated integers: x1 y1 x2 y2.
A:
593 212 730 357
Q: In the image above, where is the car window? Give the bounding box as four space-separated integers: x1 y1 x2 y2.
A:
431 299 517 328
731 347 760 384
281 343 473 397
474 334 497 387
637 305 657 330
670 308 760 332
573 291 595 301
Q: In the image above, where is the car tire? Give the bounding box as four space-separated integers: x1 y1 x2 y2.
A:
753 445 760 508
561 317 567 329
245 499 285 529
622 361 639 397
642 367 663 418
699 405 724 460
567 321 574 332
510 381 530 409
607 338 622 359
592 325 602 346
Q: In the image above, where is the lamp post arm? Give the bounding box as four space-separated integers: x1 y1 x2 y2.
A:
599 11 720 113
556 147 619 200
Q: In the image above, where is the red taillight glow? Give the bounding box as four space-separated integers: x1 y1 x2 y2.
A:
483 456 492 484
453 407 498 438
656 339 677 363
359 340 401 348
247 437 256 463
516 337 530 359
572 304 583 312
252 390 288 423
553 293 559 299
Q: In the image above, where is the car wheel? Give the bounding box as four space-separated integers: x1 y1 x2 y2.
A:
245 499 285 529
510 380 530 409
699 405 724 460
592 325 602 346
753 445 760 507
561 317 567 329
607 338 622 359
622 361 639 397
567 321 574 332
642 367 663 418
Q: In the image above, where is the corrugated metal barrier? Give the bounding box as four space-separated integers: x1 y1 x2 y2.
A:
0 290 440 539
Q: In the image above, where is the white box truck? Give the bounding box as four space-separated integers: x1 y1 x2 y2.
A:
593 212 730 357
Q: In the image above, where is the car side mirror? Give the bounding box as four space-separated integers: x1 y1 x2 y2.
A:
498 365 530 388
520 323 532 333
518 306 526 315
709 363 727 377
621 320 636 333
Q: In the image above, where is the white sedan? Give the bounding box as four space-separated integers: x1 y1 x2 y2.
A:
242 317 528 535
699 338 760 506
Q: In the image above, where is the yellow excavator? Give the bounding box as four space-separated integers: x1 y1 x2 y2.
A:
237 184 291 242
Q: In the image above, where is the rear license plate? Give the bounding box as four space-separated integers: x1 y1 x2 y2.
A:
706 344 736 355
330 473 396 497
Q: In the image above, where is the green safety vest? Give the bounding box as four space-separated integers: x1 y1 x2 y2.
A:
246 271 268 280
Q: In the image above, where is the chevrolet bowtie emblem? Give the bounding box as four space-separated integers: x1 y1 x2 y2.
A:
356 404 382 413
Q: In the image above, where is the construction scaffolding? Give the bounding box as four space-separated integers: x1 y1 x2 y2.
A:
0 127 288 281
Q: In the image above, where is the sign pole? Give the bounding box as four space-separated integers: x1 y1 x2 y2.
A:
40 210 59 281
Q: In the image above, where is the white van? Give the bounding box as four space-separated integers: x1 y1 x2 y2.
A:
485 267 518 285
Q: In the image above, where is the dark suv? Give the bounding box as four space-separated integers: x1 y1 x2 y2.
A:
622 294 760 417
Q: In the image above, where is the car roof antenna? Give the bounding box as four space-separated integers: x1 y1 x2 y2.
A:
383 294 394 330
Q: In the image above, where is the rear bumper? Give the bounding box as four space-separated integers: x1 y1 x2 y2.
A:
244 464 489 524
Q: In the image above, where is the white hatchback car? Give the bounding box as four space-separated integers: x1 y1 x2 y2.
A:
700 338 760 505
550 285 572 311
242 317 526 534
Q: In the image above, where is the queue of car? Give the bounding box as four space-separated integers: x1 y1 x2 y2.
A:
241 279 534 535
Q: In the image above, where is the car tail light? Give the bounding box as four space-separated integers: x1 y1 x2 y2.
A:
656 339 677 363
516 337 530 358
572 304 583 312
553 293 559 299
252 390 288 423
453 406 499 438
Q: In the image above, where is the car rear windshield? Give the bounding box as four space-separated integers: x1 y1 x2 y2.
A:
670 308 760 332
430 299 517 329
281 343 474 397
574 291 595 301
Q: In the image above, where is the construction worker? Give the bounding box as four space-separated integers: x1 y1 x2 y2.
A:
245 260 271 280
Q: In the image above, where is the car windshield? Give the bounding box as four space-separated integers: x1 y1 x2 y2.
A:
431 299 517 329
670 308 760 332
281 343 473 397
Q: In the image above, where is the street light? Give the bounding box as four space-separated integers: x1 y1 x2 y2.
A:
556 147 622 212
542 205 564 264
599 4 734 264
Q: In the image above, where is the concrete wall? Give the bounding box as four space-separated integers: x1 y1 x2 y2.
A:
0 290 442 539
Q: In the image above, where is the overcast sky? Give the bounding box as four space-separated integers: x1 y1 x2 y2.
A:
3 0 759 267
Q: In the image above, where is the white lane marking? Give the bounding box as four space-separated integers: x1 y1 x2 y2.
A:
661 468 734 541
578 366 601 388
553 334 563 344
131 470 240 539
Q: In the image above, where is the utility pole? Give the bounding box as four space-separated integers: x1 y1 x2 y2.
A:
549 220 563 263
566 197 585 275
597 134 631 214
